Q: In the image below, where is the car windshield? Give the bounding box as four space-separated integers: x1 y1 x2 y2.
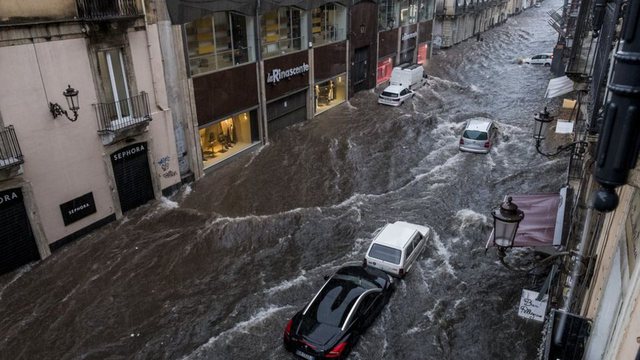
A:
462 130 488 140
368 243 402 264
302 278 366 328
381 91 399 98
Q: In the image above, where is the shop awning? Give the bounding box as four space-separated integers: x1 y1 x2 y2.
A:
545 76 575 98
486 188 570 248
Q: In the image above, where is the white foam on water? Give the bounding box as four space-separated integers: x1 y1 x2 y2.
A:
183 304 293 359
160 197 179 209
432 232 455 276
455 209 489 230
243 142 270 168
0 264 33 301
264 273 308 295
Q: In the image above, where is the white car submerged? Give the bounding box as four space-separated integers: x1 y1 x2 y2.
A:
364 221 431 278
378 85 414 106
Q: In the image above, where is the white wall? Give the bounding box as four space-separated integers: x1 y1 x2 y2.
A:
0 38 114 242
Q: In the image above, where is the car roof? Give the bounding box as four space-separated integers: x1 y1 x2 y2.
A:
383 85 406 93
465 118 493 131
373 222 418 249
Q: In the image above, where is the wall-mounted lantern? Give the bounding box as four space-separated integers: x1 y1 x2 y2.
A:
491 196 525 249
49 85 80 122
533 107 588 157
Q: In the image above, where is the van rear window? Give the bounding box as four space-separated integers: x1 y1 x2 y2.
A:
368 244 402 264
381 91 399 98
462 130 488 140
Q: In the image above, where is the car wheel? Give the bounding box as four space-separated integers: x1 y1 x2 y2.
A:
544 63 551 67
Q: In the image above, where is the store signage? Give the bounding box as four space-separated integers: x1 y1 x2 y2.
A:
112 143 147 162
0 188 21 209
60 192 97 226
518 289 548 322
401 32 418 41
266 63 310 84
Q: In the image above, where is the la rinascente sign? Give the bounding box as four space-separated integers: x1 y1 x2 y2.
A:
266 63 310 84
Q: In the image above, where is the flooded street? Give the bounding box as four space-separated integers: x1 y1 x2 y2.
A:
1 2 565 359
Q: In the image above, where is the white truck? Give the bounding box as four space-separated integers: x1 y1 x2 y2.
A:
389 64 428 91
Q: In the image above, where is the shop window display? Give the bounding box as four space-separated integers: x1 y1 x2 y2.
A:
377 58 394 84
417 43 429 64
311 3 347 46
378 0 399 31
418 0 435 22
314 75 346 113
199 112 256 168
261 7 307 58
186 12 255 76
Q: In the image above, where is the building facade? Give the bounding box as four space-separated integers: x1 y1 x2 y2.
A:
164 0 436 177
433 0 532 48
485 0 640 358
0 0 182 274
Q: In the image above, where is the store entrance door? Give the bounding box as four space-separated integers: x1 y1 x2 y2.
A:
353 46 370 93
267 91 307 133
0 187 40 274
400 48 415 65
111 142 155 213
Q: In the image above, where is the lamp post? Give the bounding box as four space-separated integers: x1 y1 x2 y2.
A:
49 85 80 122
491 196 524 249
533 107 588 157
533 107 553 141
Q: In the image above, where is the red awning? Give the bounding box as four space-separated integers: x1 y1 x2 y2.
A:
486 189 568 248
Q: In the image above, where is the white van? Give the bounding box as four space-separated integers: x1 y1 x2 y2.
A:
390 64 427 91
364 221 431 278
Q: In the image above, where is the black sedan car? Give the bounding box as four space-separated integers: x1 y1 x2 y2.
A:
283 265 394 359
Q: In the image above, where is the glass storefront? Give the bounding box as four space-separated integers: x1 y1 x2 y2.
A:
418 0 435 21
185 12 256 76
314 75 346 114
311 3 347 46
417 43 429 64
378 0 399 30
199 111 258 168
399 0 418 26
377 57 394 84
261 7 308 58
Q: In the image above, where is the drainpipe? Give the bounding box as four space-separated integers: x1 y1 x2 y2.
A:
592 0 640 212
154 0 191 177
140 0 169 112
554 202 594 346
256 0 269 145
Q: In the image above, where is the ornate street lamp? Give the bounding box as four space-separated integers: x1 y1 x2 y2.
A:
533 107 588 157
49 85 80 122
533 107 553 141
491 196 525 249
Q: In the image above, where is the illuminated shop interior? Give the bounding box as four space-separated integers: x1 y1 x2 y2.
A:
314 75 346 113
377 57 394 84
199 111 258 168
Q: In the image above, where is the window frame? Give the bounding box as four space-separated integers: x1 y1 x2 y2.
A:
185 11 255 76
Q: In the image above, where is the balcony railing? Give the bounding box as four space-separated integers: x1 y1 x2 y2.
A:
95 92 152 134
76 0 140 20
0 125 24 171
